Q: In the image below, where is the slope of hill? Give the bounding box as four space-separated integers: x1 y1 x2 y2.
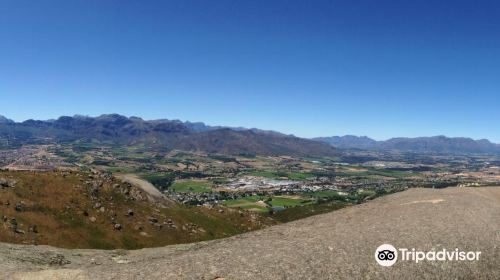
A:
0 171 272 249
0 114 337 157
0 115 14 124
1 187 499 279
163 128 338 156
314 135 378 149
315 135 500 154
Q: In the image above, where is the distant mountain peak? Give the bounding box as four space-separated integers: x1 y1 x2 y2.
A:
0 115 14 124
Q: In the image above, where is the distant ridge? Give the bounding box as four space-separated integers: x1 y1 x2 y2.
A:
0 114 336 157
3 114 498 155
314 135 377 150
314 135 500 154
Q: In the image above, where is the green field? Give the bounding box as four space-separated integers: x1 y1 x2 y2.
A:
341 167 417 178
223 196 269 213
224 195 312 213
268 196 312 207
170 180 213 193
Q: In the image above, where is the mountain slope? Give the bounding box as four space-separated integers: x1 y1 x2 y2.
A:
315 135 500 154
314 135 378 150
0 114 337 157
166 129 337 156
0 116 14 124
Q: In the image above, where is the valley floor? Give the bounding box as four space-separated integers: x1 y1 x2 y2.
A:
1 187 499 279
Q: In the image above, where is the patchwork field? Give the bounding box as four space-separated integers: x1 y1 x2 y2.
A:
170 180 213 193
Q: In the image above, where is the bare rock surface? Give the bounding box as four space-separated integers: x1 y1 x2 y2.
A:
116 174 169 202
1 187 499 279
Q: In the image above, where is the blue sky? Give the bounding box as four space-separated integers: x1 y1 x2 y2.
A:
1 0 500 141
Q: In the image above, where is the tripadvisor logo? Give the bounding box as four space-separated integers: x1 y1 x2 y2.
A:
375 244 481 267
375 244 397 266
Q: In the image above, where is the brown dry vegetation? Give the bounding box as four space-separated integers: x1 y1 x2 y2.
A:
0 171 273 249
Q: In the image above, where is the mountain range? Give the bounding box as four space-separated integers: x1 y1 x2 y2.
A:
2 114 499 156
314 135 500 154
0 114 336 157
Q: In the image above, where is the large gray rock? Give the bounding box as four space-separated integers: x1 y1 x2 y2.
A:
0 178 14 188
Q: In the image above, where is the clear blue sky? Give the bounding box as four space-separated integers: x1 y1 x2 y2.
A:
1 0 500 141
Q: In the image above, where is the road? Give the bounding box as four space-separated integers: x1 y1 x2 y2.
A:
1 187 499 279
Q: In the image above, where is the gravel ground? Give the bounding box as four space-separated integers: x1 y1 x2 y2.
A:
1 187 499 280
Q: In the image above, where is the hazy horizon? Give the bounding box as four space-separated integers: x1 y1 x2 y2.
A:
2 112 500 143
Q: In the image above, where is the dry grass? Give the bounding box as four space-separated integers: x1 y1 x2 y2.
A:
0 171 273 249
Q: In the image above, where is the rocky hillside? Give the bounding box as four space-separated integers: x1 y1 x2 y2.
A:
0 171 272 249
0 114 337 157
